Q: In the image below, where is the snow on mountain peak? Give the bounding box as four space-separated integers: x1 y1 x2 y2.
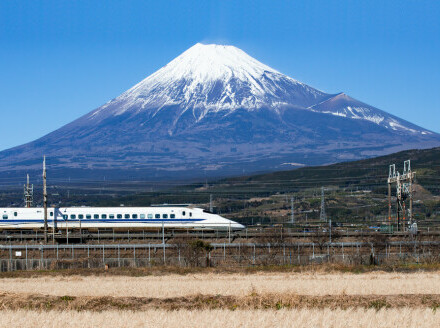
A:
153 43 281 83
91 43 327 119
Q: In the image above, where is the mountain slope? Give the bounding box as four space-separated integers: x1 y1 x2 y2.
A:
0 43 439 182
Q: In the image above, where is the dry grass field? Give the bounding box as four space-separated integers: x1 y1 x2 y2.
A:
1 308 440 328
1 270 440 327
0 272 439 298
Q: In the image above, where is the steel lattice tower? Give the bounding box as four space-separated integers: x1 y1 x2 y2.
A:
387 160 415 231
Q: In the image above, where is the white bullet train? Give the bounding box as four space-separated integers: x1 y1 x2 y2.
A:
0 205 245 231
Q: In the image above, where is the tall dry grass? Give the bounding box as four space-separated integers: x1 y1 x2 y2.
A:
1 272 439 297
0 308 439 328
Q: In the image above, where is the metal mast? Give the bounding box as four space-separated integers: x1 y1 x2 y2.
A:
43 156 48 243
403 160 414 223
24 174 34 208
320 187 326 222
387 164 395 222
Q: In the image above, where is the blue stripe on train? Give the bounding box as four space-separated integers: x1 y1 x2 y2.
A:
0 218 205 224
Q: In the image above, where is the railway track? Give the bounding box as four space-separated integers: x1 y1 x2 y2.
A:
1 227 439 243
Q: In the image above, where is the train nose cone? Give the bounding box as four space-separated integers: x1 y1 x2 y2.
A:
233 222 245 230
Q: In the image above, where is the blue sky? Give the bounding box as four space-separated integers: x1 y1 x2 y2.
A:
0 0 439 151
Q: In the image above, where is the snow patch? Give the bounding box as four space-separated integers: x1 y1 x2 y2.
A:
281 162 306 167
389 120 417 133
311 105 385 125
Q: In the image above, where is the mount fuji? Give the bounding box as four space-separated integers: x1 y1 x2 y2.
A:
1 43 439 182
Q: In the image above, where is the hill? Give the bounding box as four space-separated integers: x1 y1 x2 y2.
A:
1 147 434 227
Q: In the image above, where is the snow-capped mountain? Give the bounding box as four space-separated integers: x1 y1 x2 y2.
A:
84 44 430 134
92 44 328 118
0 43 439 182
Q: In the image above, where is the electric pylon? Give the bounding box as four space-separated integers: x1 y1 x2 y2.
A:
387 160 415 231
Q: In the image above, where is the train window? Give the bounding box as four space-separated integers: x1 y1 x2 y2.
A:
50 212 53 217
63 215 68 220
14 212 18 217
117 214 122 219
182 211 186 216
124 214 130 219
148 214 153 219
155 214 160 219
163 214 168 219
86 214 91 219
189 212 192 217
71 214 76 219
2 214 7 220
170 214 175 219
94 214 99 219
78 214 84 219
140 214 145 219
101 214 107 219
132 214 138 219
109 214 115 219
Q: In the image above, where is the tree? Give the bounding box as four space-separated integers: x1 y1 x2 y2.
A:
181 239 214 267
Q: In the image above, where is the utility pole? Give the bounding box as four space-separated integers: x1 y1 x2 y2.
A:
43 156 48 244
52 208 56 244
320 187 326 222
290 197 295 224
396 172 402 229
162 221 165 264
66 218 69 245
209 194 213 213
404 160 414 224
329 218 332 243
388 164 394 222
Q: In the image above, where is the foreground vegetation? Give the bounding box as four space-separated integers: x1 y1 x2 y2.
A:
1 292 440 311
2 308 440 328
2 267 440 327
3 262 440 278
1 271 440 298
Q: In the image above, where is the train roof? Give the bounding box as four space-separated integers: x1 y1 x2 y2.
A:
150 204 191 207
